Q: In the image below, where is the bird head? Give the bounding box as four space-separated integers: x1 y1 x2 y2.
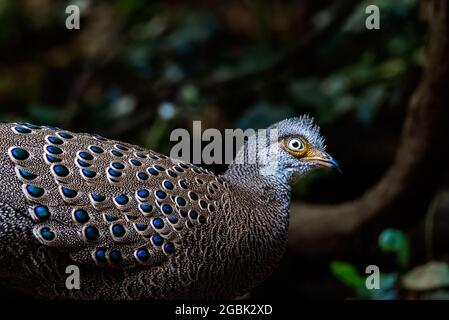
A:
272 116 339 182
233 116 339 183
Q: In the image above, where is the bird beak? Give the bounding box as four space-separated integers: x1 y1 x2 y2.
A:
304 150 341 172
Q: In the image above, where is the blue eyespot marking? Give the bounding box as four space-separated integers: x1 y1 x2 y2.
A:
136 248 150 261
89 146 104 154
46 154 62 163
137 172 149 180
19 169 37 180
152 218 164 229
155 190 166 199
11 148 30 160
176 197 186 207
115 194 129 205
140 204 153 213
77 159 91 167
167 170 177 178
163 180 174 190
111 150 123 157
14 126 32 134
168 216 178 224
26 185 44 198
148 168 159 176
57 132 73 139
115 144 129 151
111 224 126 237
189 210 198 220
188 192 198 201
135 224 147 231
137 189 150 198
104 214 118 222
53 165 69 177
40 227 55 241
47 136 63 145
46 145 63 155
84 226 100 241
112 162 125 170
151 234 164 246
91 193 106 202
174 166 184 172
108 168 122 178
130 159 142 166
95 248 107 263
162 204 173 215
74 209 90 224
135 152 146 158
78 152 93 161
109 250 122 263
34 205 50 220
154 165 165 171
179 180 188 189
62 187 78 198
82 169 96 178
163 242 175 254
179 163 189 169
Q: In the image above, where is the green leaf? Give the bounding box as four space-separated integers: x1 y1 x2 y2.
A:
378 228 410 268
330 260 365 289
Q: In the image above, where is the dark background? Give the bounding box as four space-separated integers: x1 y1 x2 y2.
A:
1 0 449 299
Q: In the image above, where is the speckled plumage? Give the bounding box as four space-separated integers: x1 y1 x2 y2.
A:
0 116 330 299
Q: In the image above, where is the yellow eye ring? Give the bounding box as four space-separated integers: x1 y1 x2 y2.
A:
282 137 308 158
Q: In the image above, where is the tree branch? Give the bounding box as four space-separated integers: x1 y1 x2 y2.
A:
288 0 449 255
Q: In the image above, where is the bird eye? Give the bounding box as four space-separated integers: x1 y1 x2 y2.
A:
287 138 304 151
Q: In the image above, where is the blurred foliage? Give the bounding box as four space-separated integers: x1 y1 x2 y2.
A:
379 228 410 269
331 228 449 300
330 229 407 300
0 0 438 300
402 261 449 292
330 259 398 299
0 0 425 141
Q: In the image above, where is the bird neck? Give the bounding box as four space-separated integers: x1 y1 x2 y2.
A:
224 163 292 194
223 164 291 242
218 163 291 297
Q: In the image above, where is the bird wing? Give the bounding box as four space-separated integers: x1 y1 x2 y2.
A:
3 122 228 268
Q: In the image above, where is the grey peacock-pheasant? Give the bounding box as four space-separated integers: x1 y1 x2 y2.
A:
0 116 338 299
